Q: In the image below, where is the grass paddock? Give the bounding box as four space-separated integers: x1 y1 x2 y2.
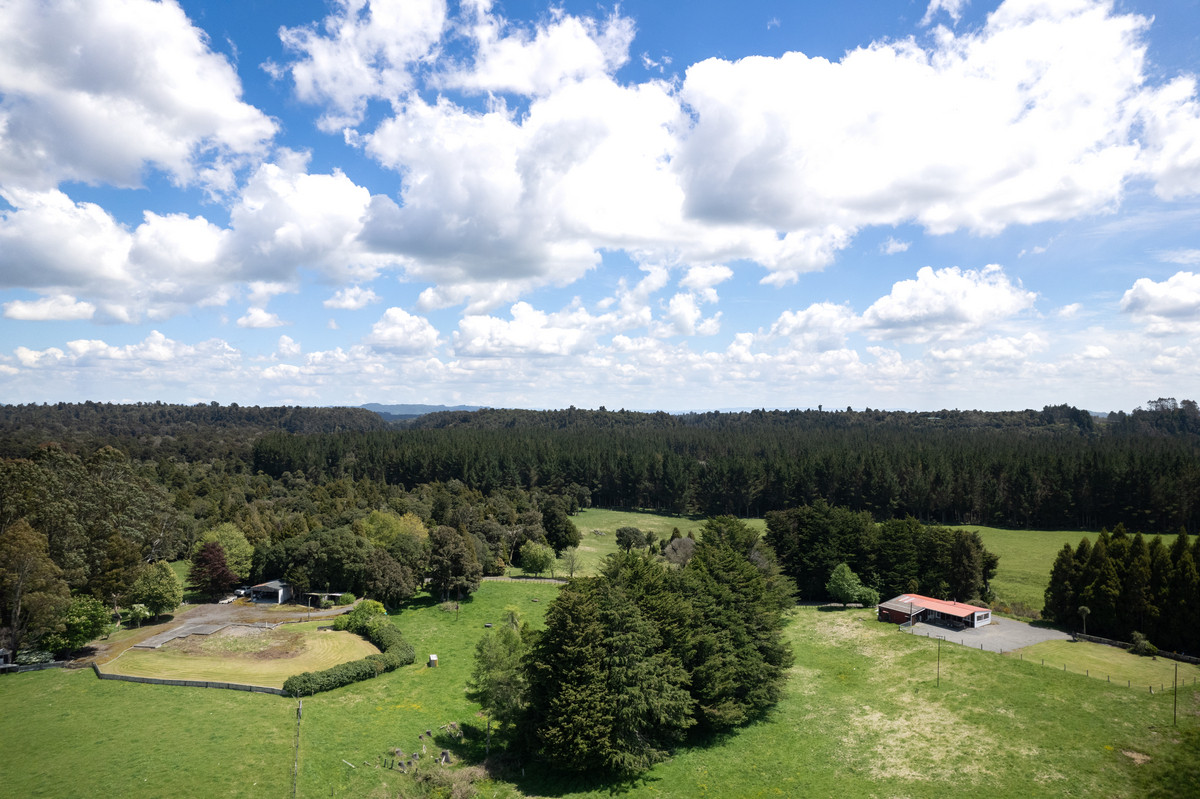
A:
1010 638 1200 690
5 581 1199 797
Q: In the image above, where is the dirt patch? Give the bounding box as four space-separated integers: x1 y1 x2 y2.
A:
163 626 307 660
842 696 997 782
1121 750 1150 765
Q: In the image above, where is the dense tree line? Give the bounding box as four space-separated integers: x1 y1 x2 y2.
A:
1043 526 1200 653
470 517 794 775
765 501 998 603
249 401 1200 532
0 436 582 654
0 401 385 461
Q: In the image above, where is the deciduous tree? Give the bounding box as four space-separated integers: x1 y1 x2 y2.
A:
188 542 239 602
127 560 183 620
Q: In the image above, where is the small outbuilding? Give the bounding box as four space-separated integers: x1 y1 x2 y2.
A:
878 593 991 629
250 579 293 604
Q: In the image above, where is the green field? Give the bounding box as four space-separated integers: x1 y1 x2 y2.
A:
105 621 380 688
1009 639 1200 690
3 583 1198 798
507 508 753 578
964 526 1191 615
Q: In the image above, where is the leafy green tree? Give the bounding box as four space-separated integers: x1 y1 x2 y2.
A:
427 526 482 601
363 549 418 607
826 562 866 604
466 624 528 755
125 603 150 628
126 561 183 620
519 540 554 577
558 546 581 578
0 519 70 652
188 542 238 602
41 595 110 654
193 523 253 580
616 526 645 552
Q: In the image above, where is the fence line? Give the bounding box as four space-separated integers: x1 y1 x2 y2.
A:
91 662 287 696
1071 632 1200 666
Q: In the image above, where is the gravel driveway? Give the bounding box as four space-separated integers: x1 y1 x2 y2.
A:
909 616 1071 654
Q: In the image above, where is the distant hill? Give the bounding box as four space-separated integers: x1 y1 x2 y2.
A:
360 403 483 421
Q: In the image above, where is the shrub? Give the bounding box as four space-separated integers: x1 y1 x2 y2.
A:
1130 631 1158 657
285 608 414 695
336 592 356 606
332 599 386 634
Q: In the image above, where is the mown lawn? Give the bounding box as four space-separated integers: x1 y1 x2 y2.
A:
105 621 379 688
0 668 294 798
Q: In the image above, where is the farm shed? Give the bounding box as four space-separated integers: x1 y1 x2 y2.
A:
878 594 991 629
250 579 293 604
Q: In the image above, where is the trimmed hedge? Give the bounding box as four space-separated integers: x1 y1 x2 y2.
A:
284 604 415 696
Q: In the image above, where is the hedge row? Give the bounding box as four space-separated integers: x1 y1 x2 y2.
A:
284 604 415 696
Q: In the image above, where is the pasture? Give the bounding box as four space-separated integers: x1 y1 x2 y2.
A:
3 583 1198 798
104 621 379 689
506 507 764 578
966 526 1192 613
1009 638 1200 690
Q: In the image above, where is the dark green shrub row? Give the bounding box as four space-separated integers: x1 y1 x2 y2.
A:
285 603 415 696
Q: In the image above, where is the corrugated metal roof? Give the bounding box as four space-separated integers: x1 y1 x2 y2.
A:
889 593 989 619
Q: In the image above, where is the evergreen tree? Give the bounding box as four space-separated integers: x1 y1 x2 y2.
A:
1146 536 1173 643
682 517 794 731
1043 544 1076 625
526 579 614 772
1167 547 1199 652
0 519 70 652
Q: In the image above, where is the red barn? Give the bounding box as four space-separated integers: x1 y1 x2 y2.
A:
877 593 991 629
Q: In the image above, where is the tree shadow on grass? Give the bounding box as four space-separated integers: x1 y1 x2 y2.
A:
426 721 661 797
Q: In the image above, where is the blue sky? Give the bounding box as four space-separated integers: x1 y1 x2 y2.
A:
2 0 1200 412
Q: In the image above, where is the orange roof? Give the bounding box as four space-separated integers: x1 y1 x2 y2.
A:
892 594 989 619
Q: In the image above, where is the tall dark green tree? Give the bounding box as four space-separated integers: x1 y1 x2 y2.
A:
1043 544 1077 625
682 517 794 731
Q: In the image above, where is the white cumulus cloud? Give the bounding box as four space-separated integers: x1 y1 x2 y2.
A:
366 307 441 353
861 265 1036 341
0 0 275 193
4 294 95 321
